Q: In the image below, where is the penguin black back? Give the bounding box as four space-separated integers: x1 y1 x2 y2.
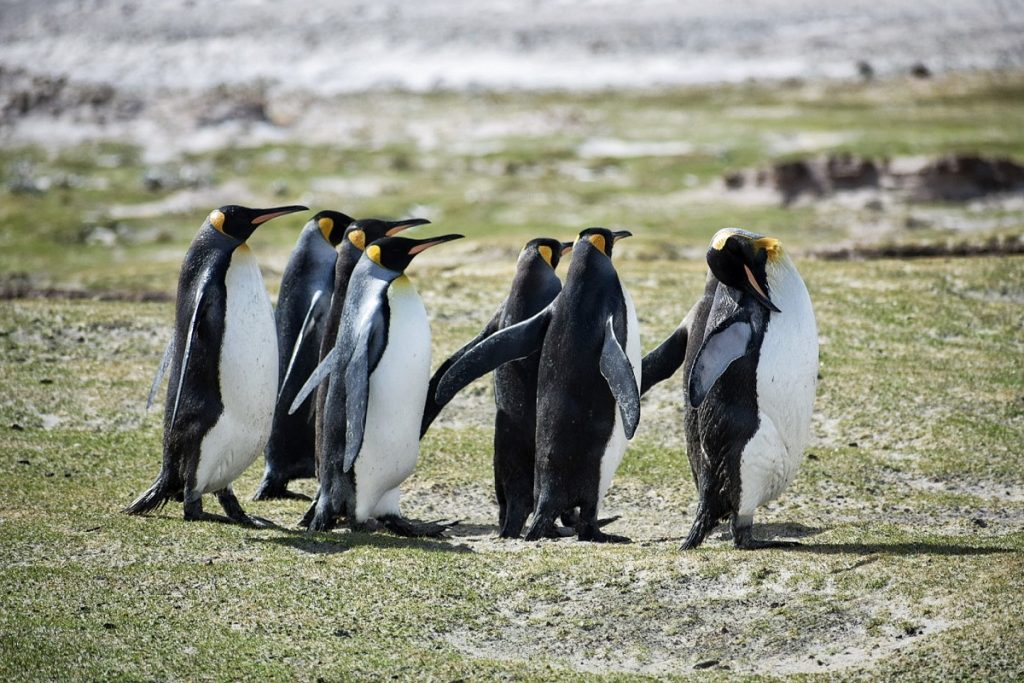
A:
254 209 354 500
422 237 572 538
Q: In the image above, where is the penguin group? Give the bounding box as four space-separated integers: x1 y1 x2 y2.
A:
126 205 818 550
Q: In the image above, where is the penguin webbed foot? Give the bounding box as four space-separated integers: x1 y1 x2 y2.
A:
252 477 313 502
379 515 458 539
212 488 274 527
577 527 631 544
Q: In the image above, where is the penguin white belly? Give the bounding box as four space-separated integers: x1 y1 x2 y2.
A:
353 277 431 521
597 286 642 512
196 246 278 494
738 267 817 513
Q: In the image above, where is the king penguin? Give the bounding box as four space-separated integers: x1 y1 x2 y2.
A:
421 237 573 538
310 217 430 491
436 227 641 543
641 228 818 549
253 209 353 500
254 213 427 500
289 233 463 535
127 204 307 524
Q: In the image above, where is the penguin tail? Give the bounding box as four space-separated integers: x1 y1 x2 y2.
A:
680 501 718 550
123 472 175 516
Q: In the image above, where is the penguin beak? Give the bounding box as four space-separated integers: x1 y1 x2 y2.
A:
612 230 633 242
407 234 464 255
560 241 574 255
250 205 308 225
385 218 431 236
743 265 781 313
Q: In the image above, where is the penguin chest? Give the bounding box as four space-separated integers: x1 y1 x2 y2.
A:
738 270 818 512
353 278 431 520
597 286 642 510
196 247 278 493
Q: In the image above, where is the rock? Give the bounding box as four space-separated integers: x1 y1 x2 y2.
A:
910 62 932 79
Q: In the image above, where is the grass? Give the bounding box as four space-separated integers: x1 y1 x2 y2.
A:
1 71 1023 680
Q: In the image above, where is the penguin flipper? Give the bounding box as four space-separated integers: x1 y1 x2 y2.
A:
688 317 752 408
342 312 388 473
288 346 340 416
170 284 209 427
278 289 325 403
146 337 176 411
435 305 552 406
599 316 641 439
421 303 504 437
640 321 688 396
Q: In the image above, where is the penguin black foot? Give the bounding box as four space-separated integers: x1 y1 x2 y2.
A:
544 525 576 539
379 515 458 538
732 517 799 550
578 528 630 544
251 476 312 502
216 489 274 528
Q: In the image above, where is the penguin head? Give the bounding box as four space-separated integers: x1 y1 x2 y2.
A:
206 205 307 243
312 210 356 246
577 227 632 258
363 234 464 273
707 228 783 313
523 237 574 270
343 217 431 252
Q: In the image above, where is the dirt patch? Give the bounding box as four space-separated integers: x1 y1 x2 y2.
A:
812 234 1024 260
724 153 1024 207
445 564 951 675
0 273 172 302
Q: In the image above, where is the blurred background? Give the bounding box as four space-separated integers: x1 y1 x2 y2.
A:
0 0 1022 294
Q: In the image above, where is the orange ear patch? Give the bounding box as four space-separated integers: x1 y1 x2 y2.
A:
366 244 382 264
348 229 366 250
318 217 334 241
538 245 553 266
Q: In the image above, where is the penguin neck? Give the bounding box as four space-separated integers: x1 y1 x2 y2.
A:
515 252 559 289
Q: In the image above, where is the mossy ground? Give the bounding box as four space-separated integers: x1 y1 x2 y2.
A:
1 73 1022 680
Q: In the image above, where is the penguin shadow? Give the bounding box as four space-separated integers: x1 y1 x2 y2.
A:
443 522 501 540
643 522 824 545
792 540 1015 558
248 526 474 555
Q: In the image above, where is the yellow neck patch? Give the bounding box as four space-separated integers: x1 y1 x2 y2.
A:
318 217 334 242
366 244 382 265
209 210 225 233
538 245 553 266
588 234 606 253
348 229 366 251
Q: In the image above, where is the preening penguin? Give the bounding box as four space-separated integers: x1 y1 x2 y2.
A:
128 204 307 524
422 237 573 538
436 227 640 543
289 233 463 535
254 209 354 501
641 228 818 549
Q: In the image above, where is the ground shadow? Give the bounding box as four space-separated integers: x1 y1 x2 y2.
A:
642 522 824 545
793 542 1015 557
445 522 500 539
248 525 474 555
